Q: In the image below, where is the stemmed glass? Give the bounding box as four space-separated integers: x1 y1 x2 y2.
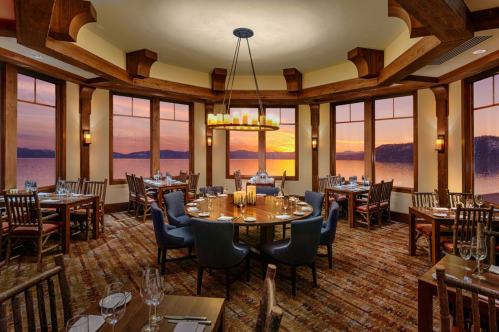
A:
466 198 475 208
341 177 345 186
241 202 246 219
223 183 228 195
459 241 472 271
471 236 487 280
432 195 439 209
238 196 245 217
150 277 165 324
101 282 127 332
283 197 289 215
141 268 160 332
475 194 484 208
66 315 89 332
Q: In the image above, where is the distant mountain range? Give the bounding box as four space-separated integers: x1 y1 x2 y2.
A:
18 148 55 158
114 150 189 159
475 135 499 174
229 150 295 160
337 143 413 162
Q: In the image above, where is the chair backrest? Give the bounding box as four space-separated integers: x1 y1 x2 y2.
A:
135 176 148 198
256 187 279 196
151 202 186 247
4 191 43 229
56 177 83 194
255 264 283 332
436 265 499 332
380 179 393 204
234 170 243 191
412 189 439 208
178 170 188 183
451 204 494 255
322 202 340 244
191 218 245 267
484 229 499 265
163 191 186 220
272 216 323 265
188 173 200 192
280 171 286 192
366 181 384 207
83 179 108 207
305 190 324 218
447 189 475 209
327 175 340 188
318 177 329 194
199 186 224 197
0 255 73 332
125 173 137 195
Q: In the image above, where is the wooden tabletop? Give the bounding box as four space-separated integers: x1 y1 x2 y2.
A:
324 185 370 195
0 193 98 208
185 195 313 227
410 206 499 221
143 179 188 189
81 293 225 332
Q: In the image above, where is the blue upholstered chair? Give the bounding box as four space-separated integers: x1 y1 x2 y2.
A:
191 218 251 300
151 203 195 274
283 190 325 239
199 186 224 197
262 216 323 296
318 202 339 269
256 186 279 196
163 191 191 228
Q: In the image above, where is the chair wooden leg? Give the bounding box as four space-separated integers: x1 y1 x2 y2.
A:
387 209 392 223
37 236 43 263
188 246 192 257
143 206 147 222
291 266 296 296
209 268 213 276
161 249 167 275
428 236 433 261
378 211 382 227
311 261 317 288
157 247 161 265
327 244 332 269
246 256 250 282
197 266 204 295
225 268 231 300
5 236 12 264
367 213 371 230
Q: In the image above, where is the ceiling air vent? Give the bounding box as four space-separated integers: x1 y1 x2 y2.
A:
428 36 492 65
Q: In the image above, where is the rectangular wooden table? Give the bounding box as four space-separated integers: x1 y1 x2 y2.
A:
0 193 99 254
144 179 189 205
418 254 499 332
324 186 370 228
82 293 225 332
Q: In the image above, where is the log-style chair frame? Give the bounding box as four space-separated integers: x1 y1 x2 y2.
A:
280 171 286 192
135 176 157 222
379 179 393 222
70 180 108 240
0 255 73 332
326 175 349 220
178 170 188 183
411 189 439 260
447 189 475 209
436 264 499 332
483 229 499 266
3 191 61 263
187 173 200 200
354 181 384 230
255 264 283 332
0 215 8 259
317 177 329 194
125 172 137 213
56 177 83 194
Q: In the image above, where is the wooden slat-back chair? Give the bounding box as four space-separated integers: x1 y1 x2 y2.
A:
56 177 82 194
354 181 383 230
178 170 188 183
280 171 286 193
0 255 73 332
125 173 137 213
0 215 8 259
436 265 499 332
326 175 348 219
187 173 200 200
484 229 499 265
440 204 494 256
447 189 475 209
379 179 393 222
411 189 439 260
135 176 157 222
255 264 283 332
317 177 329 194
3 191 61 263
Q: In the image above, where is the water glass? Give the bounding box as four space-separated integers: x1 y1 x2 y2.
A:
471 236 487 280
283 197 288 215
459 241 472 271
475 194 484 208
66 315 89 332
150 277 165 324
140 268 160 332
101 283 127 332
466 198 474 208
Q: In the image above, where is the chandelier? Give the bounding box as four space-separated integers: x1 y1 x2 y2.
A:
207 28 279 132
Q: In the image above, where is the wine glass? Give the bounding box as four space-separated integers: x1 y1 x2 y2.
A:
238 196 245 216
466 198 474 208
140 268 160 332
283 197 289 215
475 194 484 208
341 177 345 186
101 282 127 332
471 236 487 280
432 195 439 209
150 277 165 324
459 241 472 271
66 315 89 332
241 203 246 219
224 183 228 194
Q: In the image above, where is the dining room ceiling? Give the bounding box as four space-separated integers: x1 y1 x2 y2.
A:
86 0 407 75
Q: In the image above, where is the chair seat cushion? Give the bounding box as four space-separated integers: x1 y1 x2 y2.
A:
234 242 252 257
139 196 157 204
12 223 60 236
168 226 195 246
329 195 347 203
440 236 455 253
380 202 389 208
168 215 192 228
2 222 8 232
262 239 290 258
355 204 378 212
130 193 136 199
416 224 432 237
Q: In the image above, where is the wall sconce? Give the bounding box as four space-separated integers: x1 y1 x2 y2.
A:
312 137 318 150
435 135 445 152
83 130 91 145
207 136 212 147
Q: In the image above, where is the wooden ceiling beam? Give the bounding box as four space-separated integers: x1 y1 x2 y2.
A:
211 68 227 92
438 48 499 84
126 49 157 78
300 77 378 101
393 0 473 42
400 75 439 85
283 68 302 92
347 48 384 79
387 0 431 38
14 0 56 47
471 7 499 32
49 0 97 42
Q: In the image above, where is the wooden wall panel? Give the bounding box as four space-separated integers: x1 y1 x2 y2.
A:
205 104 214 187
150 98 160 176
2 63 17 190
310 104 320 192
431 85 449 206
79 86 94 180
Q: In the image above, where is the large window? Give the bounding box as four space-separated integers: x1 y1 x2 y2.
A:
160 101 190 175
265 108 296 177
17 74 57 189
334 101 364 179
473 74 499 204
374 95 415 188
112 95 151 179
228 108 259 176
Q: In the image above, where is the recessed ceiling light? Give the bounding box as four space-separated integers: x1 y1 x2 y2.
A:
473 49 487 55
32 54 43 59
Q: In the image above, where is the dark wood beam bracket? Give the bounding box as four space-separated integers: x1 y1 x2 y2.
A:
471 7 499 32
348 48 384 79
49 0 97 42
211 68 227 92
387 0 431 38
14 0 56 47
126 49 157 79
283 68 302 92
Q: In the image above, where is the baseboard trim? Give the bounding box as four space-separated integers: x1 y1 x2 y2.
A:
105 202 129 214
391 211 409 224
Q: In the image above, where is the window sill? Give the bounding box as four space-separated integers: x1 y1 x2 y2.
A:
392 187 413 194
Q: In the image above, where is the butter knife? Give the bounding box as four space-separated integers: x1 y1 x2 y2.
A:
164 315 207 321
168 319 211 325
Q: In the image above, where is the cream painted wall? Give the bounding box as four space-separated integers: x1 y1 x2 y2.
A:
448 81 462 191
302 62 358 89
150 63 211 88
418 89 438 192
77 27 126 70
384 28 421 66
66 82 80 180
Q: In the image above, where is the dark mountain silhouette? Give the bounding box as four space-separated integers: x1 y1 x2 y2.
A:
336 150 364 160
229 150 295 159
18 148 55 158
474 135 499 174
113 150 189 159
375 143 413 162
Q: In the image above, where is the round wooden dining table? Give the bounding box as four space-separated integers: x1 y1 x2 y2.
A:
184 194 314 247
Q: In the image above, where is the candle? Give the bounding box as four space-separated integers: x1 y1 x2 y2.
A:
272 116 278 127
233 112 240 124
247 185 257 205
217 114 223 124
224 114 230 124
208 114 215 125
260 115 266 125
252 114 258 125
242 110 249 125
266 115 273 126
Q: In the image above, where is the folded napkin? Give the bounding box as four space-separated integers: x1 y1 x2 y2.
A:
275 215 291 220
433 213 447 217
187 207 199 212
72 315 104 332
186 203 197 206
83 194 94 197
42 199 58 202
217 216 233 221
256 194 266 197
72 194 82 197
173 322 205 332
490 265 499 275
433 207 448 212
297 202 307 206
193 198 204 202
302 207 312 211
218 194 228 197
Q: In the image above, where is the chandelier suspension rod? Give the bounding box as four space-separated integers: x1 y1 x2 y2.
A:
245 37 264 116
221 37 241 114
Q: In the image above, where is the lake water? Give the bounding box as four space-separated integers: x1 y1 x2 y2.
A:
229 159 295 177
17 158 55 189
337 160 414 188
114 159 190 179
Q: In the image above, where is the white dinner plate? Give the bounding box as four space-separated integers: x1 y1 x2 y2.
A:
186 203 197 206
433 213 447 217
432 272 458 280
99 292 131 308
275 215 292 220
244 217 257 222
297 202 307 206
302 207 312 211
433 207 448 212
217 216 233 221
276 195 284 199
193 198 204 202
293 211 305 216
198 212 210 217
218 194 228 197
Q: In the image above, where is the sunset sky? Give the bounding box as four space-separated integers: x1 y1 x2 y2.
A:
474 75 499 137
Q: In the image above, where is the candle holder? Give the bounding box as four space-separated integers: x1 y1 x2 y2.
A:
247 191 256 205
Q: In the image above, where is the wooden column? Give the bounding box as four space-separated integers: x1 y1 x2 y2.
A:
205 103 214 187
151 97 160 176
431 85 449 206
310 104 320 192
79 86 95 180
1 63 17 190
364 97 374 182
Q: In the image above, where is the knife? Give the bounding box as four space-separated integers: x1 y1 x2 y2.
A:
164 315 207 321
168 320 211 325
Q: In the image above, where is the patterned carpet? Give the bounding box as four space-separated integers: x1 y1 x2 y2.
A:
0 212 435 331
